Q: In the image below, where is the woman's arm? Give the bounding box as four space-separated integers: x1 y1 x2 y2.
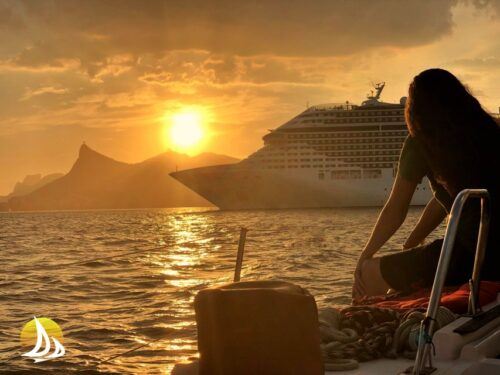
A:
360 175 419 259
403 197 447 249
352 175 418 300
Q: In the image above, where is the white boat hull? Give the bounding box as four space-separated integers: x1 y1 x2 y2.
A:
170 164 433 210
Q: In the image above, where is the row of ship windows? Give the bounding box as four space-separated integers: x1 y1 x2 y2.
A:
268 142 405 150
276 139 406 145
270 143 404 151
315 146 401 152
287 131 406 138
321 144 403 150
325 150 400 156
261 157 397 163
322 172 432 183
318 170 382 180
259 147 403 155
258 150 400 157
346 157 396 162
261 163 395 169
288 159 323 162
306 137 405 144
261 147 308 152
303 110 403 117
303 117 405 124
258 147 400 161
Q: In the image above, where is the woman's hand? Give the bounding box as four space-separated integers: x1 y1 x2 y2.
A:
352 254 370 302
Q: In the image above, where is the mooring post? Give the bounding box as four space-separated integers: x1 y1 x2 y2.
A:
234 227 248 282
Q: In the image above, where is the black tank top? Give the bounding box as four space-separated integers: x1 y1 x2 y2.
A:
398 135 499 281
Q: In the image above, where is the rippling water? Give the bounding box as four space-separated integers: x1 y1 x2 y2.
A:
0 207 443 374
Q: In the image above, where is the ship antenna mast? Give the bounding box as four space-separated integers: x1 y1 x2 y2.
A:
367 82 385 100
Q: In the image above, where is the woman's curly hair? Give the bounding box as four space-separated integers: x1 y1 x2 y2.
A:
405 68 500 196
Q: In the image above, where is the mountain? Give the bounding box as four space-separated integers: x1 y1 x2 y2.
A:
3 144 239 211
0 173 64 202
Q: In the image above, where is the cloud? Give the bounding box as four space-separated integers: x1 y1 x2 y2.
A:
0 1 25 31
0 56 80 73
1 0 461 68
137 52 326 89
0 0 499 194
468 0 500 16
21 86 68 100
88 54 136 82
448 57 500 70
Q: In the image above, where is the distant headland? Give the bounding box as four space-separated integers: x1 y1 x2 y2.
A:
0 144 238 212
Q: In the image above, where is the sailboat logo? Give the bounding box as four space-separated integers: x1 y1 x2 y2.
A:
20 316 65 363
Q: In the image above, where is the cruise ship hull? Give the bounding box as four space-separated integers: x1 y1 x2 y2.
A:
170 164 432 209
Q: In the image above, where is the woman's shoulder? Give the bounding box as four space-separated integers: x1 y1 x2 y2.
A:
398 135 429 182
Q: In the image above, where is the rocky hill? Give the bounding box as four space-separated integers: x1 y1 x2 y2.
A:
0 173 64 203
3 144 238 211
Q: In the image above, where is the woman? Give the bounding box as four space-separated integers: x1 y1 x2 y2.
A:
352 69 499 301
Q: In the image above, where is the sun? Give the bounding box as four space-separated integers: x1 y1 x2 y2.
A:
167 110 206 153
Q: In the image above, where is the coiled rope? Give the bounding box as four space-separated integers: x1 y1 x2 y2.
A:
319 305 457 371
387 306 456 359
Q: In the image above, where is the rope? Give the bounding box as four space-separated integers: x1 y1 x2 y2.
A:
388 306 456 359
320 306 400 370
319 306 457 371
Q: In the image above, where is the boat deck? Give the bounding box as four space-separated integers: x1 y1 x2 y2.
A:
327 357 500 375
172 295 500 375
330 295 500 375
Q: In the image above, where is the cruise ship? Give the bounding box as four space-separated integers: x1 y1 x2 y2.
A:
170 83 435 209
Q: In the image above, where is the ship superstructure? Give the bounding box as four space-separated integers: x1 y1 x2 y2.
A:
171 83 434 209
244 83 407 180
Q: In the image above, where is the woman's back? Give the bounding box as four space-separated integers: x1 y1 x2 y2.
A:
405 69 500 281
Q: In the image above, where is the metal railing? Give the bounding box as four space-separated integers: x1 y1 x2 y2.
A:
412 189 491 374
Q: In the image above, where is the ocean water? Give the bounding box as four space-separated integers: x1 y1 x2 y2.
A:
0 207 444 374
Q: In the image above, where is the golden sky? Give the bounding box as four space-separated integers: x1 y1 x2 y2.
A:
0 0 499 194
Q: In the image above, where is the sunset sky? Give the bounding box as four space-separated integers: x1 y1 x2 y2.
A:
0 0 499 195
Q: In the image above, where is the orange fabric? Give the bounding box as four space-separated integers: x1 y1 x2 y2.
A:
358 281 500 313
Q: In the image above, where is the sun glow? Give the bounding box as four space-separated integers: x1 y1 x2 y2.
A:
166 109 207 153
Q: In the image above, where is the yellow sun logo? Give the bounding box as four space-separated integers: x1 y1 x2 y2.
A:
20 317 65 362
20 317 63 346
